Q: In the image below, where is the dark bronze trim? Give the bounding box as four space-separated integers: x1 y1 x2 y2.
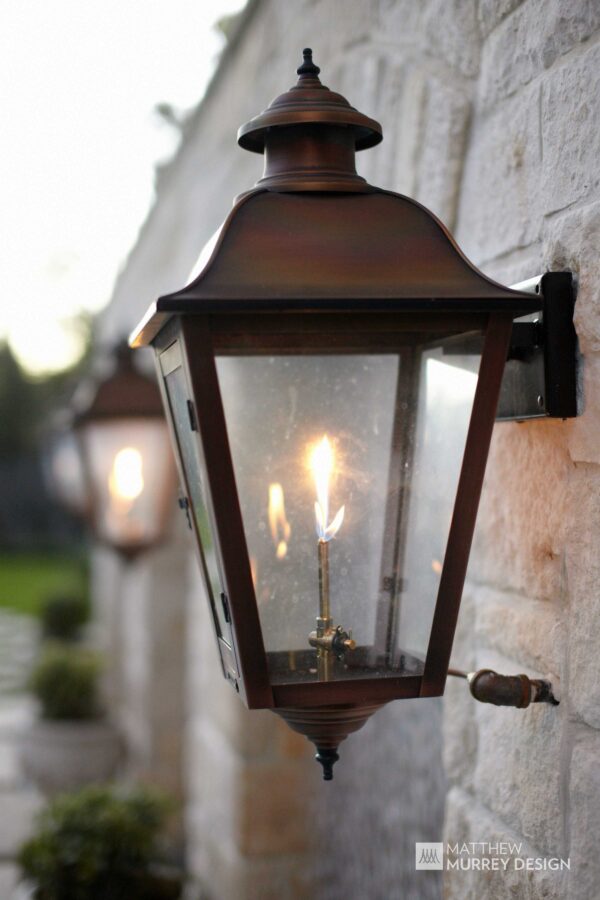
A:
180 318 273 709
272 674 423 708
153 325 234 681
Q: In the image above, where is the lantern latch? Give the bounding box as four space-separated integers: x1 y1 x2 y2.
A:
187 399 198 431
221 592 232 624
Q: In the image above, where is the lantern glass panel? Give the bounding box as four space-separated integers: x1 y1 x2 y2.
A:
80 418 173 550
395 343 480 662
215 334 482 686
162 359 235 651
47 430 89 516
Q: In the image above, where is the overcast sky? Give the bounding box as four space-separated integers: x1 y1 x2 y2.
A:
1 0 246 376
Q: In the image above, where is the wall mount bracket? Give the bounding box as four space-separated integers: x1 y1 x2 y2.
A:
496 271 577 421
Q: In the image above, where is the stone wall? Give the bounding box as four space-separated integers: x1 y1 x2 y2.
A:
444 2 600 898
96 1 600 897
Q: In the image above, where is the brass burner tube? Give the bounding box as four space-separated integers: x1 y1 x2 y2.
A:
318 539 330 623
317 539 332 680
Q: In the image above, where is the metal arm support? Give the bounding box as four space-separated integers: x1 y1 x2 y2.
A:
496 271 577 421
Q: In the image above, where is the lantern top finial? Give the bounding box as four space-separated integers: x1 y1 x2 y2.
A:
297 48 320 78
237 48 382 157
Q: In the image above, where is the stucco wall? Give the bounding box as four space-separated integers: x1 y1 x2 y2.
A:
96 1 600 898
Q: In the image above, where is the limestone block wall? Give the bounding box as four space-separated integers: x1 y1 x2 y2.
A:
445 2 600 899
94 1 600 898
91 516 190 851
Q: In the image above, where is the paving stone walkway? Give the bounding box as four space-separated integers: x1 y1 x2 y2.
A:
0 611 44 898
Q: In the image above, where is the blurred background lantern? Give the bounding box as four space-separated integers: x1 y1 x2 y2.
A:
72 343 176 560
131 49 540 778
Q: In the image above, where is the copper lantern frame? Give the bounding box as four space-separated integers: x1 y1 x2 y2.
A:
131 50 542 776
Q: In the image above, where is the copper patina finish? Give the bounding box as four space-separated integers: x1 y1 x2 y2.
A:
131 50 540 778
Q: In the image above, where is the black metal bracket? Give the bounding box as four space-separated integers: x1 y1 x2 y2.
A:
496 271 577 421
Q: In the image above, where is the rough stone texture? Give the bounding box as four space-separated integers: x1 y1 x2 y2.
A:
472 588 563 679
92 514 190 849
471 648 565 855
415 78 472 226
445 787 568 900
455 81 543 264
445 2 600 898
544 200 600 354
94 1 600 898
470 420 572 601
309 698 445 900
477 0 524 40
478 0 600 108
567 727 600 899
564 464 600 730
541 40 600 217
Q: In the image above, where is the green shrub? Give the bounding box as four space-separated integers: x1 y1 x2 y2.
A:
41 595 90 642
18 784 178 899
29 645 101 720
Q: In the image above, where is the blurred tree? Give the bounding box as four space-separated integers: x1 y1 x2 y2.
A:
0 342 39 460
0 314 93 550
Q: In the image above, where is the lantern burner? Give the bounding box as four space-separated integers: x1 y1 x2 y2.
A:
309 623 356 682
309 505 355 680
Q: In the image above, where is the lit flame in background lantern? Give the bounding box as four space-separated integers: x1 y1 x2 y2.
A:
310 435 345 542
268 482 291 559
249 556 258 591
108 447 144 504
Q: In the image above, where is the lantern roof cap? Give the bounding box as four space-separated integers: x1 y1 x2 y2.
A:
237 48 382 154
131 188 541 347
73 342 163 423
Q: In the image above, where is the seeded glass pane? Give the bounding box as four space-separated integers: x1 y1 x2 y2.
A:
216 355 399 680
216 340 481 686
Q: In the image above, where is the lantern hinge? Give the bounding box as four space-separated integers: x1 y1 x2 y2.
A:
496 271 578 421
187 399 198 431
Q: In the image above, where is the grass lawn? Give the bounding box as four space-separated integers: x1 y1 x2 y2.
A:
0 553 88 618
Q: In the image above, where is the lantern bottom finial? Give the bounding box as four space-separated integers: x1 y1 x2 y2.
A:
315 746 339 780
275 702 384 780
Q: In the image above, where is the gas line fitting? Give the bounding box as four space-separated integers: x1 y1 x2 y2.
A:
447 667 559 708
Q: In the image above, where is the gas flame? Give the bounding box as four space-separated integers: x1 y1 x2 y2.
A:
268 483 291 559
108 447 144 502
309 435 345 542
